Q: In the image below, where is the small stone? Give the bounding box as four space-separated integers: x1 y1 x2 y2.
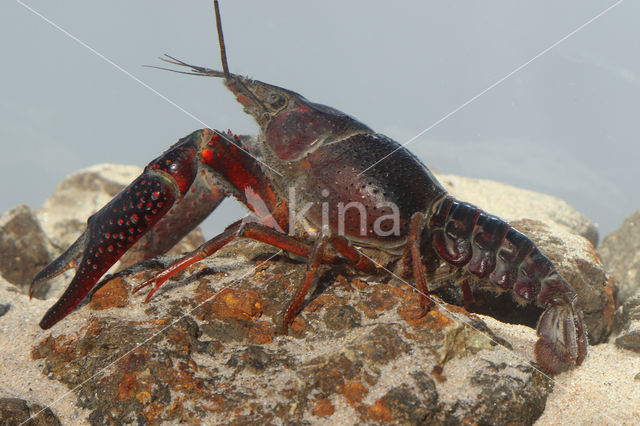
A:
615 330 640 352
0 205 55 296
0 303 10 318
384 386 433 424
0 398 29 424
0 397 61 426
323 305 361 331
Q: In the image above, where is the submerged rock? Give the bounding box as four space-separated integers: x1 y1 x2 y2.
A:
0 205 56 298
614 290 640 352
599 209 640 304
31 242 555 424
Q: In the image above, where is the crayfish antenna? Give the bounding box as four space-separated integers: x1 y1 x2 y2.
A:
144 55 226 78
144 2 232 81
214 0 230 78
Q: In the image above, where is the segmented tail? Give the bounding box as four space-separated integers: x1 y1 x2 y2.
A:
427 196 563 305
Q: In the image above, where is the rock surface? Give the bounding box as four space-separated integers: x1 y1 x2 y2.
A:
0 281 91 424
0 205 57 298
613 290 640 353
28 242 554 424
436 173 599 246
599 209 640 303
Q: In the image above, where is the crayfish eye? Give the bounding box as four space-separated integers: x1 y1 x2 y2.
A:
265 92 286 109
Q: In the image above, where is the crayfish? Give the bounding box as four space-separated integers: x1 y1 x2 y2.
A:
30 2 586 375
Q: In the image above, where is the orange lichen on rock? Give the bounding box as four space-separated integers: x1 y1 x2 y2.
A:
197 288 264 321
350 277 369 291
31 334 79 362
200 394 225 413
366 396 393 423
363 283 401 312
398 293 454 329
89 276 130 310
312 396 335 417
136 391 152 405
117 373 138 401
248 321 275 344
288 316 308 335
142 402 164 422
305 294 346 313
342 380 368 406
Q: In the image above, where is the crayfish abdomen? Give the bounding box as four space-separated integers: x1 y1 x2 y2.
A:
425 195 587 373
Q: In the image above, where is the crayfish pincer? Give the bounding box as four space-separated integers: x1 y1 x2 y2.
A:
30 2 586 375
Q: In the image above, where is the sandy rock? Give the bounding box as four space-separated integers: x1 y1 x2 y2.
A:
0 205 57 298
0 220 629 424
27 240 555 424
598 209 640 303
0 278 89 424
436 173 599 246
